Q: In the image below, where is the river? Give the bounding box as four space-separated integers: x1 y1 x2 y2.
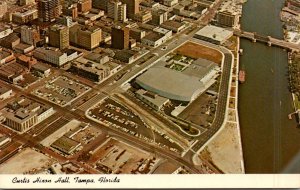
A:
239 0 300 173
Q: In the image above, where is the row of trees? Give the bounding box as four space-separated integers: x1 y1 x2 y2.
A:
288 53 300 99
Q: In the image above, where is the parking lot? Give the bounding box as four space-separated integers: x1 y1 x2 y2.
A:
32 76 91 107
88 98 183 153
178 93 218 128
88 98 153 139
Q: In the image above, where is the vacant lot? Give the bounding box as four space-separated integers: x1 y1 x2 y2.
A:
175 42 223 64
0 148 54 174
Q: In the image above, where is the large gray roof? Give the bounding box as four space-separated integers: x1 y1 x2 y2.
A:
182 58 218 79
136 67 205 102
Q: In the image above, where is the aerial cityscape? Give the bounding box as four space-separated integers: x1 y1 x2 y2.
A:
0 0 299 175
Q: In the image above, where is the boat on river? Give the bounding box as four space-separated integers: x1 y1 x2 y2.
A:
239 70 246 83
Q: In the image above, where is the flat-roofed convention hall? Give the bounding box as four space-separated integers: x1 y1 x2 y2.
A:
136 67 205 102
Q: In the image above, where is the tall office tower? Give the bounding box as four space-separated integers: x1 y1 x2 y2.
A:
120 0 139 19
92 0 108 11
78 0 92 13
0 2 7 18
21 26 40 46
49 24 69 49
107 0 127 22
69 25 102 50
37 0 61 22
111 25 129 49
63 3 78 19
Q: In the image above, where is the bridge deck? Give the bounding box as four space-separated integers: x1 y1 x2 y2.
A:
234 29 300 51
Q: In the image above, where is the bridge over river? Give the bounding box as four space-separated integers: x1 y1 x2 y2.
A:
234 29 300 52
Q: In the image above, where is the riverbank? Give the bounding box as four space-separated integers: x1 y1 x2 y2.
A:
281 0 300 115
199 35 244 173
198 0 246 173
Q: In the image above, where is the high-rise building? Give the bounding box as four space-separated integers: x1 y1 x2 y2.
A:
216 11 239 28
0 2 7 19
92 0 108 11
78 0 92 13
111 25 129 49
37 0 61 22
120 0 139 19
63 3 78 19
49 24 69 50
21 26 40 46
107 0 127 22
69 25 102 50
151 9 168 25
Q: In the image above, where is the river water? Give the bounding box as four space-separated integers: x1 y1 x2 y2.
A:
239 0 300 173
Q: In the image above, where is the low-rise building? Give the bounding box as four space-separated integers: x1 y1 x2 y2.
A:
1 97 54 132
13 43 35 54
140 1 160 8
0 86 13 100
182 58 219 84
19 0 35 6
84 52 110 64
70 56 110 82
17 55 37 69
153 27 172 38
0 33 20 49
0 135 11 147
194 25 233 45
141 31 168 47
114 49 139 63
134 10 152 23
31 63 51 77
51 136 81 155
136 89 169 111
0 48 15 64
161 20 185 33
33 47 80 67
163 0 178 7
129 28 146 42
0 62 27 84
0 25 13 39
12 9 38 24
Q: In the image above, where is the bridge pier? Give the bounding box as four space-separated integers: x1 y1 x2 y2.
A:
252 38 256 42
267 41 272 46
